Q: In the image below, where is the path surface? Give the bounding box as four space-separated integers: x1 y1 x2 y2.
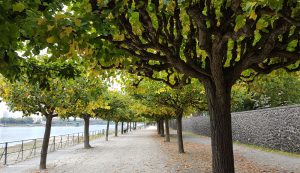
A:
1 127 168 173
183 131 300 173
1 127 299 173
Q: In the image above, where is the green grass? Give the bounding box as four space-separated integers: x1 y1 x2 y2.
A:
181 130 300 158
234 141 300 158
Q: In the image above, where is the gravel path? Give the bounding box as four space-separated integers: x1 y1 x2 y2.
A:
1 127 299 173
183 131 300 173
1 127 168 173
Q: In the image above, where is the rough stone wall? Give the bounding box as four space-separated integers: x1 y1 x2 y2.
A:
180 105 300 153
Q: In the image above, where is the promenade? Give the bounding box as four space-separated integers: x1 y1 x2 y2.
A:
1 126 299 173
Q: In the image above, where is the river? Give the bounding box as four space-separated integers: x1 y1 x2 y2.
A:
0 124 115 143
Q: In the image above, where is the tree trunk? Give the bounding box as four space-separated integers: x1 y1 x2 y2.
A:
115 121 118 137
160 119 165 137
129 122 132 131
205 82 235 173
106 120 109 141
83 115 91 149
176 110 184 153
39 115 53 169
157 120 161 134
127 122 129 133
165 119 170 142
121 122 124 134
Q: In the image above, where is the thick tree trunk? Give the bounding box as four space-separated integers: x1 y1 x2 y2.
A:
157 120 161 134
83 115 91 149
39 115 53 169
121 122 124 134
165 119 170 142
129 122 132 131
160 119 165 137
205 82 235 173
115 121 118 137
106 121 109 141
176 110 184 153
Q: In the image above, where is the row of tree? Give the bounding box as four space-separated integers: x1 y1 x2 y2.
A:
1 1 300 172
0 68 141 169
0 117 34 125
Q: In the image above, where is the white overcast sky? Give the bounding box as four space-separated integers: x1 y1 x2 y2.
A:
0 101 23 118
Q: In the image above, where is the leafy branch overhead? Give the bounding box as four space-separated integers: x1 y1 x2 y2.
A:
90 0 300 87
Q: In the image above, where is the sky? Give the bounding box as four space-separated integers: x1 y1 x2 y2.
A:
0 101 23 118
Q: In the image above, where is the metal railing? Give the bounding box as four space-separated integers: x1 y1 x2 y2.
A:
0 129 105 166
0 124 145 166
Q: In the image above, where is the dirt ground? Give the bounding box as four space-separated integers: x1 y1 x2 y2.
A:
157 133 299 173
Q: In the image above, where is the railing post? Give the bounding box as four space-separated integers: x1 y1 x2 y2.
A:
60 136 62 148
4 142 8 165
77 133 80 144
21 140 24 160
67 134 69 146
53 136 56 151
34 139 36 156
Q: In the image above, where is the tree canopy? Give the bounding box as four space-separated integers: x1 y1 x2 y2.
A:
1 1 300 173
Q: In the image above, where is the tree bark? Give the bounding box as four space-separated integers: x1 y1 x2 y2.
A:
205 82 235 173
106 120 109 141
165 119 170 142
160 119 165 137
157 120 161 134
176 110 184 153
129 122 132 131
115 121 118 137
83 115 91 149
39 115 53 169
127 122 129 133
121 122 124 134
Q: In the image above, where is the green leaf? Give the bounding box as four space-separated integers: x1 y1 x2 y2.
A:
12 2 26 12
234 15 246 32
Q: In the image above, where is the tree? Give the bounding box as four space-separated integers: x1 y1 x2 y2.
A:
250 70 300 108
0 77 62 169
130 78 206 152
56 76 109 148
95 91 132 140
0 1 80 81
86 1 300 172
231 69 300 111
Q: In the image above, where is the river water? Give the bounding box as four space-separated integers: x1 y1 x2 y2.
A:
0 124 115 143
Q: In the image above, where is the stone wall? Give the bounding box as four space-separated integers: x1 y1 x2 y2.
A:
180 105 300 153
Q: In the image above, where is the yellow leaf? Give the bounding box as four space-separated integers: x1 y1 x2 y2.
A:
55 13 65 20
37 18 45 25
74 19 81 27
46 36 55 43
249 11 257 20
47 25 55 31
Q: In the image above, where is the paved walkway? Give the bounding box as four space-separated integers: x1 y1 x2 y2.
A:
1 127 299 173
